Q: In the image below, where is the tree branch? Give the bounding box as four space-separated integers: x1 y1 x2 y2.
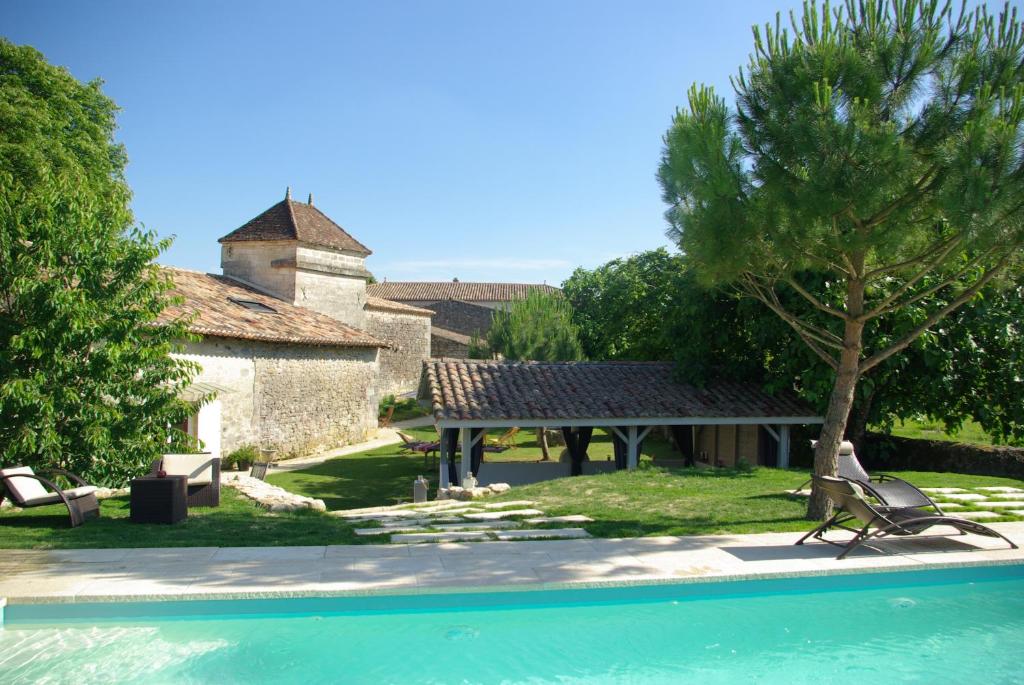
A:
862 233 962 281
739 274 844 355
858 255 1012 374
784 277 849 320
864 243 1003 320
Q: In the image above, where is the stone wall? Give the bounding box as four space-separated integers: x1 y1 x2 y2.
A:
431 332 469 358
175 337 379 458
220 241 297 301
860 433 1024 479
364 308 431 397
425 299 495 337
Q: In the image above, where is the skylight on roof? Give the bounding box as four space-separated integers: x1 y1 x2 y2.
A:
229 298 278 314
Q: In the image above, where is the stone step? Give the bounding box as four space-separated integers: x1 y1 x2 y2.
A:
355 526 428 536
464 509 545 521
431 521 521 531
480 500 537 510
787 489 811 497
976 487 1024 493
951 511 1001 520
1009 510 1024 517
524 515 594 524
379 517 463 527
939 493 989 501
937 502 964 509
493 528 591 540
977 501 1024 508
335 510 426 520
391 531 492 544
921 488 967 494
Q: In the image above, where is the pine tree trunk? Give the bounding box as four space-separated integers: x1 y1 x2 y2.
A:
807 278 866 520
537 428 550 461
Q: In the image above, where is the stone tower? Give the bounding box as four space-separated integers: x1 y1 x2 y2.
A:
218 188 373 328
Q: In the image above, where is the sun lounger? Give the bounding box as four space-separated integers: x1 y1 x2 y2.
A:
0 466 100 527
795 475 1017 559
798 441 943 512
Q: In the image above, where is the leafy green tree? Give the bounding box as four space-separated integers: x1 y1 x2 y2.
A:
568 248 1024 456
488 289 584 362
0 40 199 485
488 289 583 460
659 1 1024 518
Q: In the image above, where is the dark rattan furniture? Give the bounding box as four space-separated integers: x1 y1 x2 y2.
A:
0 466 100 527
796 476 1017 559
151 454 221 507
131 475 188 524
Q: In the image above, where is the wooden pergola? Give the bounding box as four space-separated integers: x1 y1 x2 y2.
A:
418 360 824 488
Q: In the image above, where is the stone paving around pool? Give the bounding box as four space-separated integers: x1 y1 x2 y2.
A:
2 523 1021 605
328 499 594 543
789 485 1024 522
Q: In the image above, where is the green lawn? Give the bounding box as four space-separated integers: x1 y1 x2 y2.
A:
4 442 1023 549
885 417 998 446
0 489 363 550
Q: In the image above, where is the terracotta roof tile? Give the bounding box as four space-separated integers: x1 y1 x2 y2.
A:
218 199 371 256
368 281 558 303
419 360 818 423
364 296 433 316
157 267 385 348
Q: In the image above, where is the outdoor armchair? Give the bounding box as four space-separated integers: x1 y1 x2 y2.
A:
0 466 100 527
151 454 221 507
795 475 1017 559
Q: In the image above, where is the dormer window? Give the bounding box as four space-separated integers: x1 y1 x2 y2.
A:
229 298 278 314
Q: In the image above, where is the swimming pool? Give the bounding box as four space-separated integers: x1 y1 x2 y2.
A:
2 564 1022 684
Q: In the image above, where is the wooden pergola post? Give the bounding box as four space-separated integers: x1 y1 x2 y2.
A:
778 425 791 468
439 431 450 489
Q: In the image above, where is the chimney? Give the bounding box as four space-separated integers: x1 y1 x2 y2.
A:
308 192 314 206
285 186 291 200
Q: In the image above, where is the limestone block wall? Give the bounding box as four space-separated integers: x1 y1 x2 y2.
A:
294 268 368 329
365 308 431 397
220 242 297 301
425 299 495 337
431 333 469 359
175 338 378 458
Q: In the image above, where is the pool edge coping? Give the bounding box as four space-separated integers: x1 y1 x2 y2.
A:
3 556 1022 607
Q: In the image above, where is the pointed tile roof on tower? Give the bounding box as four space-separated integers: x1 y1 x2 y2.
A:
218 188 372 256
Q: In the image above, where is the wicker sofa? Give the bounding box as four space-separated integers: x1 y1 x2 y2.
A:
151 454 221 507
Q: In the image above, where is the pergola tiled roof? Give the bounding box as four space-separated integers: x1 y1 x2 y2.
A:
364 296 433 317
368 281 559 303
158 267 385 348
420 359 820 427
218 196 372 255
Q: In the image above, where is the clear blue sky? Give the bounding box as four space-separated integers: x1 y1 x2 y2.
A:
3 0 804 285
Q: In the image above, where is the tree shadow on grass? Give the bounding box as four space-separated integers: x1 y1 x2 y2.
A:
269 455 436 510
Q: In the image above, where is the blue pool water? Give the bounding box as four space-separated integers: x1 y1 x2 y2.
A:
2 565 1023 684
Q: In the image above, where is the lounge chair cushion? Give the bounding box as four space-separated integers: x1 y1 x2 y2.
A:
0 467 97 506
19 485 98 507
160 454 215 485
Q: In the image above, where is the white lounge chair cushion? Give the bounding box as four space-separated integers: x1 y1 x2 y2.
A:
0 466 50 504
0 467 97 506
20 486 98 507
161 454 215 485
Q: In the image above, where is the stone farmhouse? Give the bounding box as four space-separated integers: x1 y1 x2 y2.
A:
368 281 560 357
159 190 441 461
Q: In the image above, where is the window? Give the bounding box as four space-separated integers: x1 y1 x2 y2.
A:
229 298 278 314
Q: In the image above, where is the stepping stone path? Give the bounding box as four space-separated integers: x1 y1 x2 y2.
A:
952 511 1002 520
494 528 591 540
463 509 545 521
524 515 594 524
926 486 1024 522
331 499 593 543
